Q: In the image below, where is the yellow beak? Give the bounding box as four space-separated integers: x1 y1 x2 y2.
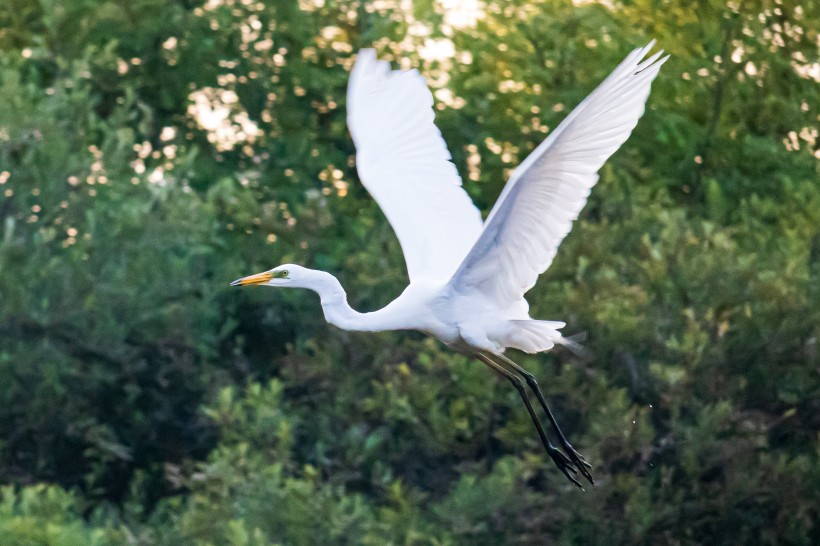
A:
230 271 273 287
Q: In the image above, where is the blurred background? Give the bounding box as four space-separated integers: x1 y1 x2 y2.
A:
0 0 818 544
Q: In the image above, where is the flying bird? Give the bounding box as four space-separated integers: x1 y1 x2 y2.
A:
232 42 667 488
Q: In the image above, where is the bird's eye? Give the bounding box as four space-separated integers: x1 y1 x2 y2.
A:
279 270 288 278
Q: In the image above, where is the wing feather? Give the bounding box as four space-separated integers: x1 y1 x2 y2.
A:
449 42 668 304
347 50 483 282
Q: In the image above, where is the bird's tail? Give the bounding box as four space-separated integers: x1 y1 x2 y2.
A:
555 331 590 359
504 320 565 354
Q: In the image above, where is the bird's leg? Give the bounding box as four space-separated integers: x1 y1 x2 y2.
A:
473 353 583 489
495 352 594 485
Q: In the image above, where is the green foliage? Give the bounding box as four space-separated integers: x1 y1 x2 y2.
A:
0 0 817 544
0 485 122 545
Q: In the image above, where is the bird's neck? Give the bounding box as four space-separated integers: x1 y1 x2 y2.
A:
310 271 403 332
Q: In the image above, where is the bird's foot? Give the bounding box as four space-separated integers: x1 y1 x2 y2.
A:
563 442 594 485
547 445 584 489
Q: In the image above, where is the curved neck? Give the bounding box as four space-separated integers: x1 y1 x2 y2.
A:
307 271 404 332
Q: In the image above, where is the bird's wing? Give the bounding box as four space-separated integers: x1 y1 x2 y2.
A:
449 42 668 305
347 49 483 282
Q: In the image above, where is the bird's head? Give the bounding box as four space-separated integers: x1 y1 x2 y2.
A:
230 264 314 289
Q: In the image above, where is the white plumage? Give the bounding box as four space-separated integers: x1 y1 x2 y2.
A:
347 49 483 282
452 42 666 307
232 43 668 488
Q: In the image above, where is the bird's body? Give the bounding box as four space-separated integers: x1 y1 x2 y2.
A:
232 42 668 488
257 265 561 355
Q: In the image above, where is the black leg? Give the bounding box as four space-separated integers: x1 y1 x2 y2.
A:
473 353 583 489
495 352 594 485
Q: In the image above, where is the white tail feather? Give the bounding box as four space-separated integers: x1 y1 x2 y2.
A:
555 331 590 358
504 320 564 354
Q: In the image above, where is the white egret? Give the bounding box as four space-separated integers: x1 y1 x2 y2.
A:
232 42 667 488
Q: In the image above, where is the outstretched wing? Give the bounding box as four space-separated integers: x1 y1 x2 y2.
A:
449 42 668 305
347 49 483 282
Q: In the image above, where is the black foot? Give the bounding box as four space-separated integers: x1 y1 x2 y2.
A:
563 442 594 485
547 445 584 489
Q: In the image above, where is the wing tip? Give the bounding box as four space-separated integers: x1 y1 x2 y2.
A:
351 48 387 81
635 40 669 74
356 48 377 63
